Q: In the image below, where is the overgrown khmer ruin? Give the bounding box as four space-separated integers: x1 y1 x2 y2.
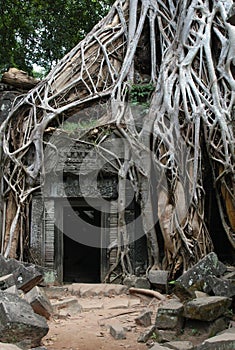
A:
0 0 234 284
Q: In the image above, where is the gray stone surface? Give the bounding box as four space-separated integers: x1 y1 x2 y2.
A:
0 344 22 350
163 341 194 350
173 284 196 302
137 325 156 343
155 300 184 330
123 275 151 289
12 264 43 293
67 283 128 297
52 297 80 311
25 286 53 319
135 277 151 289
149 344 171 349
176 252 226 289
155 329 178 343
183 296 232 321
5 285 20 296
0 274 16 290
0 291 49 348
135 309 152 327
197 331 235 350
205 275 235 297
109 323 126 340
0 255 9 277
184 317 230 339
148 270 169 286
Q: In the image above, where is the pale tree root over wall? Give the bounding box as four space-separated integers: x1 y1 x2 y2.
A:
0 0 234 280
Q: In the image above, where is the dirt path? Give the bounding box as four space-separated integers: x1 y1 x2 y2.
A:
41 286 159 350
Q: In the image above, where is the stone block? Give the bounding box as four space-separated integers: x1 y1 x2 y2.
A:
5 285 20 296
156 329 178 342
137 325 156 343
109 323 126 340
13 264 43 293
135 309 153 327
0 274 16 290
123 275 136 288
0 344 22 350
197 331 235 350
176 252 226 290
148 270 169 286
0 291 49 348
184 317 229 338
205 275 235 297
149 344 171 349
0 255 9 277
163 341 194 350
25 286 53 320
135 277 151 289
123 275 150 289
31 347 47 350
183 296 232 321
173 284 196 302
52 297 80 311
155 300 184 330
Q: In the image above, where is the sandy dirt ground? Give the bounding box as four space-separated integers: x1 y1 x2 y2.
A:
42 292 159 350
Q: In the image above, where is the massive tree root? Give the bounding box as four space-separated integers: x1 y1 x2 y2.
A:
0 0 234 280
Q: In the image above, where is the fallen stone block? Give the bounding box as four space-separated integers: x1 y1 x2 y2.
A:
30 347 47 350
79 299 103 312
13 264 43 293
137 325 156 343
183 296 232 321
223 270 235 280
5 285 20 296
25 286 53 320
148 270 169 290
51 297 80 311
173 284 196 302
0 255 9 277
109 323 126 340
154 329 178 343
176 252 226 289
0 344 22 350
155 300 184 330
184 317 229 338
44 286 69 299
197 331 235 350
149 344 171 349
0 274 16 290
123 275 150 289
135 309 152 327
135 276 151 289
205 275 235 297
163 341 194 350
0 291 49 348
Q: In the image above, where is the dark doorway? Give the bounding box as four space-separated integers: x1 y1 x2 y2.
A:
63 206 101 283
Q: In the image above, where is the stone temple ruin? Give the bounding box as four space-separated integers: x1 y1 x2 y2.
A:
0 66 234 286
0 75 148 285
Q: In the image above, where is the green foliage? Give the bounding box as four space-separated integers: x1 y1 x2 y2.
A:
129 83 155 107
0 0 113 75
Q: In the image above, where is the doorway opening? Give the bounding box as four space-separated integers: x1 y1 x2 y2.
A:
63 206 101 283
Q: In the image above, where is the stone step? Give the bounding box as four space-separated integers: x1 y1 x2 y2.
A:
45 283 128 298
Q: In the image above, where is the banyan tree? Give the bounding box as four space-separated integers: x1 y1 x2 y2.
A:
0 0 234 281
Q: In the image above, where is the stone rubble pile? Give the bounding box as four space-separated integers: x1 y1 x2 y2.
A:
135 252 235 350
0 254 52 349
